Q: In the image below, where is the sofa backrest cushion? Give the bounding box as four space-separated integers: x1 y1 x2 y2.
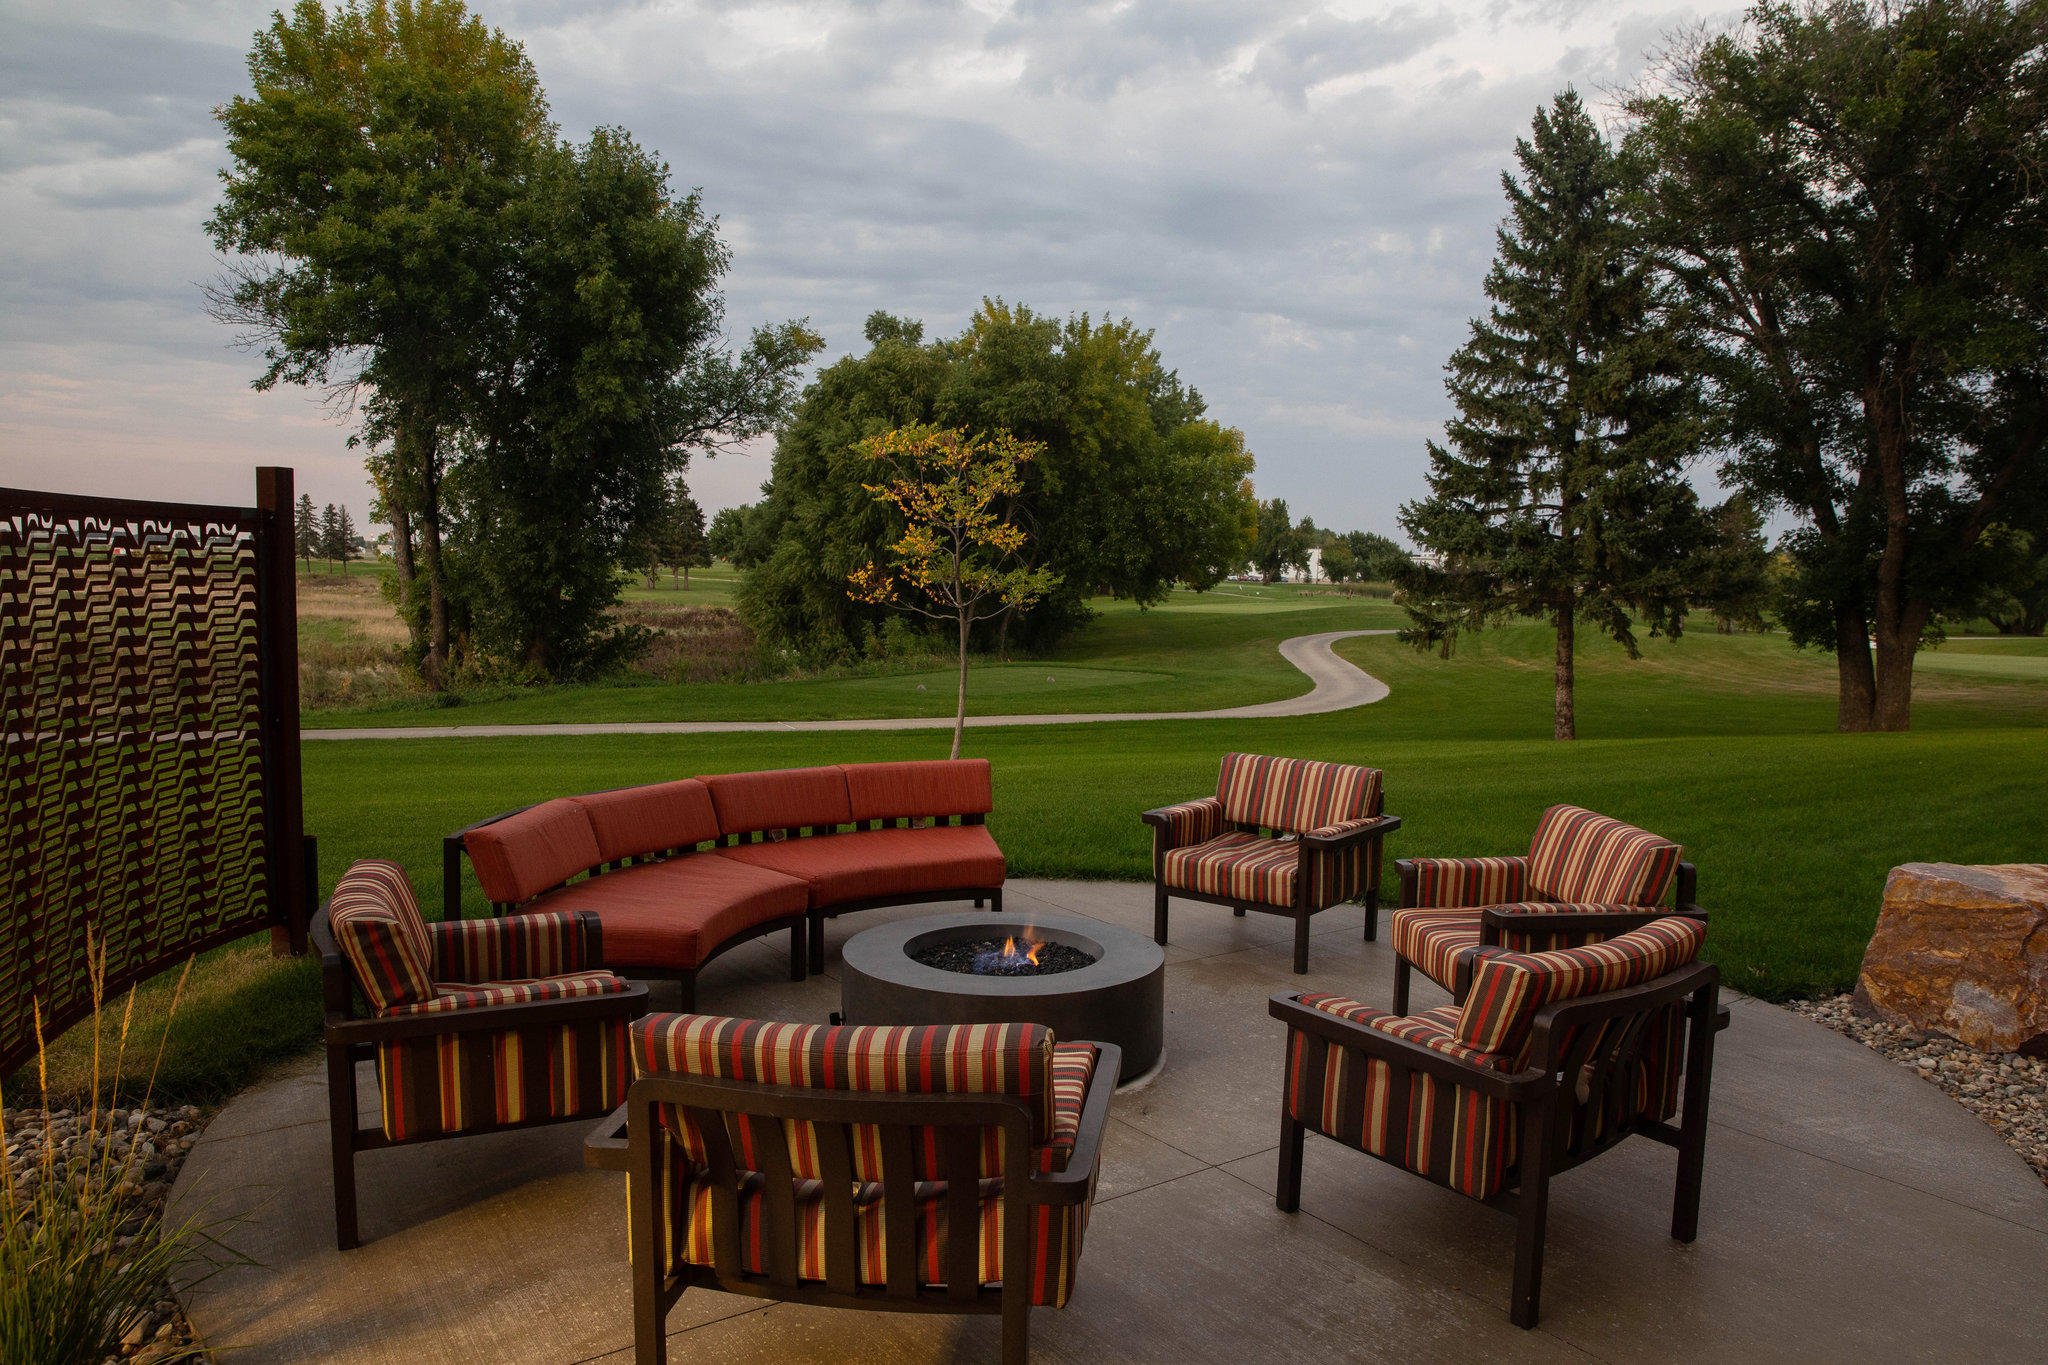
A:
704 766 853 836
463 798 602 904
634 1013 1054 1180
328 859 435 1011
1454 916 1705 1059
842 759 993 823
569 779 719 864
1526 804 1681 905
1215 752 1381 835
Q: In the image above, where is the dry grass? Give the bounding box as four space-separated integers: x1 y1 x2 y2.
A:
617 603 766 684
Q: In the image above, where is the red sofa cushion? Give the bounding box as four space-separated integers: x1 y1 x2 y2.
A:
704 766 853 836
718 825 1004 908
842 759 993 822
570 779 720 864
529 855 809 971
464 799 602 904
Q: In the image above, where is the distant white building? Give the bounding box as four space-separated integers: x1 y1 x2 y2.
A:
1283 547 1323 584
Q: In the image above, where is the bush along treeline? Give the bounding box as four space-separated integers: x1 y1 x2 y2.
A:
732 303 1260 661
207 0 821 684
1242 496 1411 586
1405 0 2048 735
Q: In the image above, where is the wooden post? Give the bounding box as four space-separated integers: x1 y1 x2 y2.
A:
256 467 308 954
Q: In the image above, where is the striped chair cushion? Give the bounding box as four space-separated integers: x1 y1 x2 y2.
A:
661 1164 1089 1307
1151 796 1224 848
381 970 630 1017
1455 916 1706 1059
1527 806 1680 905
429 911 594 984
375 1012 631 1141
1405 856 1531 908
633 1014 1056 1180
1390 906 1484 993
1160 832 1296 907
1216 752 1380 835
328 860 435 1011
1284 1003 1516 1199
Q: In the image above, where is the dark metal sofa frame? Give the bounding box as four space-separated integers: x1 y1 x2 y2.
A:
312 902 650 1250
447 799 1003 1008
1390 858 1704 1014
1142 807 1402 974
1272 964 1728 1328
586 1042 1121 1365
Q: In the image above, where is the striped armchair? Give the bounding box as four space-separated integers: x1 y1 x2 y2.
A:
586 1014 1119 1365
1272 916 1729 1328
1390 805 1701 1013
312 859 648 1249
1143 752 1401 974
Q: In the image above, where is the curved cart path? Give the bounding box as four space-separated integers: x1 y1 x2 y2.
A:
302 628 1396 740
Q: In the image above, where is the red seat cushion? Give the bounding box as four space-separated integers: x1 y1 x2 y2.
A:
528 855 808 970
841 759 993 822
717 825 1004 908
569 779 719 864
704 766 853 836
464 799 602 904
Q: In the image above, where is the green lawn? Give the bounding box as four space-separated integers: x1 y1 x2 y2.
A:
1914 635 2048 680
23 605 2048 1107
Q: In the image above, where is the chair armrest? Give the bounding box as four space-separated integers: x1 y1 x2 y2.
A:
1524 962 1721 1072
1479 902 1687 946
1300 813 1401 850
1141 797 1224 851
1024 1043 1122 1206
1396 855 1530 908
324 981 647 1045
1269 993 1543 1100
585 1104 631 1172
429 910 605 982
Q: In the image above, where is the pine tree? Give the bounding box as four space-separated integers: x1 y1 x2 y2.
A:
1399 90 1708 739
319 503 343 567
335 506 360 568
295 493 319 567
666 492 708 588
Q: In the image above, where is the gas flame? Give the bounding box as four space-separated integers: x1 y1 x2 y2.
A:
976 935 1045 973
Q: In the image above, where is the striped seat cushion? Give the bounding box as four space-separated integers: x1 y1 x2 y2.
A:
380 970 630 1017
1527 806 1680 905
1389 906 1484 992
1455 916 1706 1060
1216 752 1381 835
663 1165 1088 1307
1160 831 1296 907
328 860 435 1011
1405 856 1531 909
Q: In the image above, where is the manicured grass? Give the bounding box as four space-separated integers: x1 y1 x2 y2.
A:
25 612 2048 1106
1915 635 2048 680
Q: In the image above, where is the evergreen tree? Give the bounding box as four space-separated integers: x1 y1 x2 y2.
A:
335 506 360 568
665 492 709 587
1696 494 1772 634
1400 89 1707 740
295 493 319 567
319 503 343 567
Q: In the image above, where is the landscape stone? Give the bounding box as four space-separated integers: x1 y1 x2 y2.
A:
1854 863 2048 1055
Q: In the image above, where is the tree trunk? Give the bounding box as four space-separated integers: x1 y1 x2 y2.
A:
682 565 690 589
1832 604 1878 731
1869 386 1917 731
1872 600 1928 732
1553 605 1576 741
387 502 424 656
952 610 969 761
996 601 1016 660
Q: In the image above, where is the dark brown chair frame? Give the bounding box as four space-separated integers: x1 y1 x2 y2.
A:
447 803 1004 1006
312 903 649 1251
586 1043 1121 1365
1271 964 1728 1328
1143 808 1401 974
1390 858 1703 1014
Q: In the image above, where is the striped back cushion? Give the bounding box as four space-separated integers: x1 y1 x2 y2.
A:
1526 805 1680 905
633 1014 1054 1180
1215 752 1381 835
1454 916 1705 1060
328 860 435 1011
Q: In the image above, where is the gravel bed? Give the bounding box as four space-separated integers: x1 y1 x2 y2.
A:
1788 996 2048 1186
3 1103 210 1361
912 937 1098 977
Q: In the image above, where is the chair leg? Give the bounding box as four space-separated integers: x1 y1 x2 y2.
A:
1000 1285 1030 1365
1392 957 1411 1016
1363 888 1379 942
787 921 806 982
327 1045 359 1251
974 896 984 908
1276 1114 1305 1213
675 973 697 1014
1233 905 1246 917
807 914 826 975
1292 912 1311 975
1510 1103 1553 1329
1673 989 1720 1242
1153 887 1169 945
989 888 1002 916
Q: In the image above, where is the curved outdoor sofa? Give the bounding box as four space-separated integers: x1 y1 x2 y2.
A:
444 760 1004 1008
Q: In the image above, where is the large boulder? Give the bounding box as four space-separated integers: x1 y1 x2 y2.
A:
1854 863 2048 1055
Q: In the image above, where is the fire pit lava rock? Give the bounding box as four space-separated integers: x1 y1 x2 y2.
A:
840 911 1164 1082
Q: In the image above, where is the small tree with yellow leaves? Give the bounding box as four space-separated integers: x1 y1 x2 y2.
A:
850 425 1060 758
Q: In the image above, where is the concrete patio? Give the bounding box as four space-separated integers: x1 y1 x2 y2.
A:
170 880 2048 1363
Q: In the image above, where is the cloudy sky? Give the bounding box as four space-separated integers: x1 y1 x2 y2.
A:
0 0 1736 540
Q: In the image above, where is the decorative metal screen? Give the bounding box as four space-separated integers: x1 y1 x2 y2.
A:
1 474 305 1078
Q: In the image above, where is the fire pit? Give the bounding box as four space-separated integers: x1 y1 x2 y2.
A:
840 911 1165 1082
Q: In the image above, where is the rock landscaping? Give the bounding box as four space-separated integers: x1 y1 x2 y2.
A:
3 1103 210 1362
1790 996 2048 1186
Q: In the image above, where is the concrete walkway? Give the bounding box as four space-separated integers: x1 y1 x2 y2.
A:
302 629 1395 740
171 880 2048 1364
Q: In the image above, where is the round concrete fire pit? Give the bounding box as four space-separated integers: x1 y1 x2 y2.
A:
840 910 1164 1082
